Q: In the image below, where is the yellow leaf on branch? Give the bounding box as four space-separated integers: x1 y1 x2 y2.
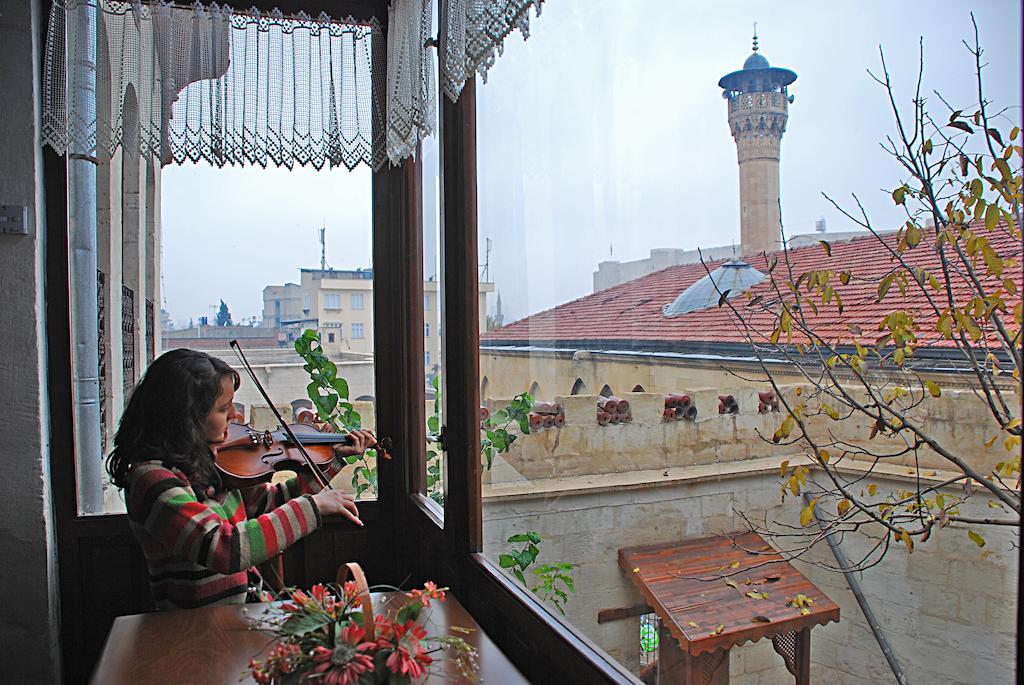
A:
800 499 817 527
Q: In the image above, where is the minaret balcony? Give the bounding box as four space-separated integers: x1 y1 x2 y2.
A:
727 91 789 117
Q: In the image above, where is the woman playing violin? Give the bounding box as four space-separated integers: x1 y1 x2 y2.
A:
105 348 375 610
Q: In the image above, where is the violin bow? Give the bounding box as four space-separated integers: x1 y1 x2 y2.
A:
229 339 333 491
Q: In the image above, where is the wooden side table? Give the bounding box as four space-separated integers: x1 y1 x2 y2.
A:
620 532 840 685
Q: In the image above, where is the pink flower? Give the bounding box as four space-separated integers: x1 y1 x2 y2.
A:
310 583 330 604
309 624 376 685
310 583 338 614
383 620 433 679
406 581 446 608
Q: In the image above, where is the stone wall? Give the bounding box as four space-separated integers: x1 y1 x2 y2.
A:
0 1 61 681
484 387 1010 484
232 359 377 419
481 468 1018 684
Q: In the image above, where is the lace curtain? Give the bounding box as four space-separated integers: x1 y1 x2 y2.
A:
440 0 543 102
42 0 543 171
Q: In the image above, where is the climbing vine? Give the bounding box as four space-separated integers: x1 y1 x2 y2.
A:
499 530 576 615
294 329 378 498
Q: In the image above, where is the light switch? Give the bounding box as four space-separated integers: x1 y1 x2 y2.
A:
0 205 30 235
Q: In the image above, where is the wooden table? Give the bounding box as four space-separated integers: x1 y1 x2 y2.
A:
90 592 528 684
620 532 840 685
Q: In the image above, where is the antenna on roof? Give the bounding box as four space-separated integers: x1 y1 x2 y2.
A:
319 226 328 274
481 237 492 282
752 22 759 52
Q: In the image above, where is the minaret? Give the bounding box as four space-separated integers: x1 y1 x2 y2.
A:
719 29 797 256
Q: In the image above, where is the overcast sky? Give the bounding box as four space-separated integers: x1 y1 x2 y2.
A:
161 0 1021 327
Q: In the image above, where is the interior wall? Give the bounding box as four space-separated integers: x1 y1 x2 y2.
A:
0 0 61 682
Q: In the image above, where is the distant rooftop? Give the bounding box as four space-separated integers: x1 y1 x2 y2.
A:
485 222 1021 354
302 267 374 280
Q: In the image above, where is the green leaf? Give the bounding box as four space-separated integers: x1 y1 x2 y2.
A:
967 530 986 547
280 612 332 637
498 554 516 568
925 381 941 398
892 186 907 205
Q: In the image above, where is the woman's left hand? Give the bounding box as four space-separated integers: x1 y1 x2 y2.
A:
333 428 378 458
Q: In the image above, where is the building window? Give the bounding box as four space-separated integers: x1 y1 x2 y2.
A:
425 351 431 366
328 332 335 343
303 293 311 311
425 323 430 337
424 294 430 310
351 293 364 310
351 323 364 339
325 292 341 309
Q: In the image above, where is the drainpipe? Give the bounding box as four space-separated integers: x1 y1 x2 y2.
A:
803 493 908 685
69 0 103 513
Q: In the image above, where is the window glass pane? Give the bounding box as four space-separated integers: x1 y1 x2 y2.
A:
476 1 1021 681
162 164 376 503
422 15 444 510
68 17 380 511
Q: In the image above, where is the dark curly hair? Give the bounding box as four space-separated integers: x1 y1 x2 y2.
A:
106 348 240 495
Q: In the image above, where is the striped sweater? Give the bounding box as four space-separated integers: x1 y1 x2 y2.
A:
125 459 341 610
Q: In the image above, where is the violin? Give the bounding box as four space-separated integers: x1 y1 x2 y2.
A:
212 421 355 487
221 340 391 492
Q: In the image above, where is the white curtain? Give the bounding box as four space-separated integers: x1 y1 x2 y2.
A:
42 0 545 171
440 0 543 102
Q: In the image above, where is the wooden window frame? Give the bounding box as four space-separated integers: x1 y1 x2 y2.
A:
42 0 636 681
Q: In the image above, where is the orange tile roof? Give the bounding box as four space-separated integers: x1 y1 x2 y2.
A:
482 225 1022 352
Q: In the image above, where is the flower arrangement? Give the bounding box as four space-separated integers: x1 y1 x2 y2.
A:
246 565 478 685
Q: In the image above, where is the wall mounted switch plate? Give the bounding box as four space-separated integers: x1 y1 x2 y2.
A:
0 205 30 235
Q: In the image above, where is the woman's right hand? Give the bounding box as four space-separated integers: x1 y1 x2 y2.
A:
311 490 362 527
